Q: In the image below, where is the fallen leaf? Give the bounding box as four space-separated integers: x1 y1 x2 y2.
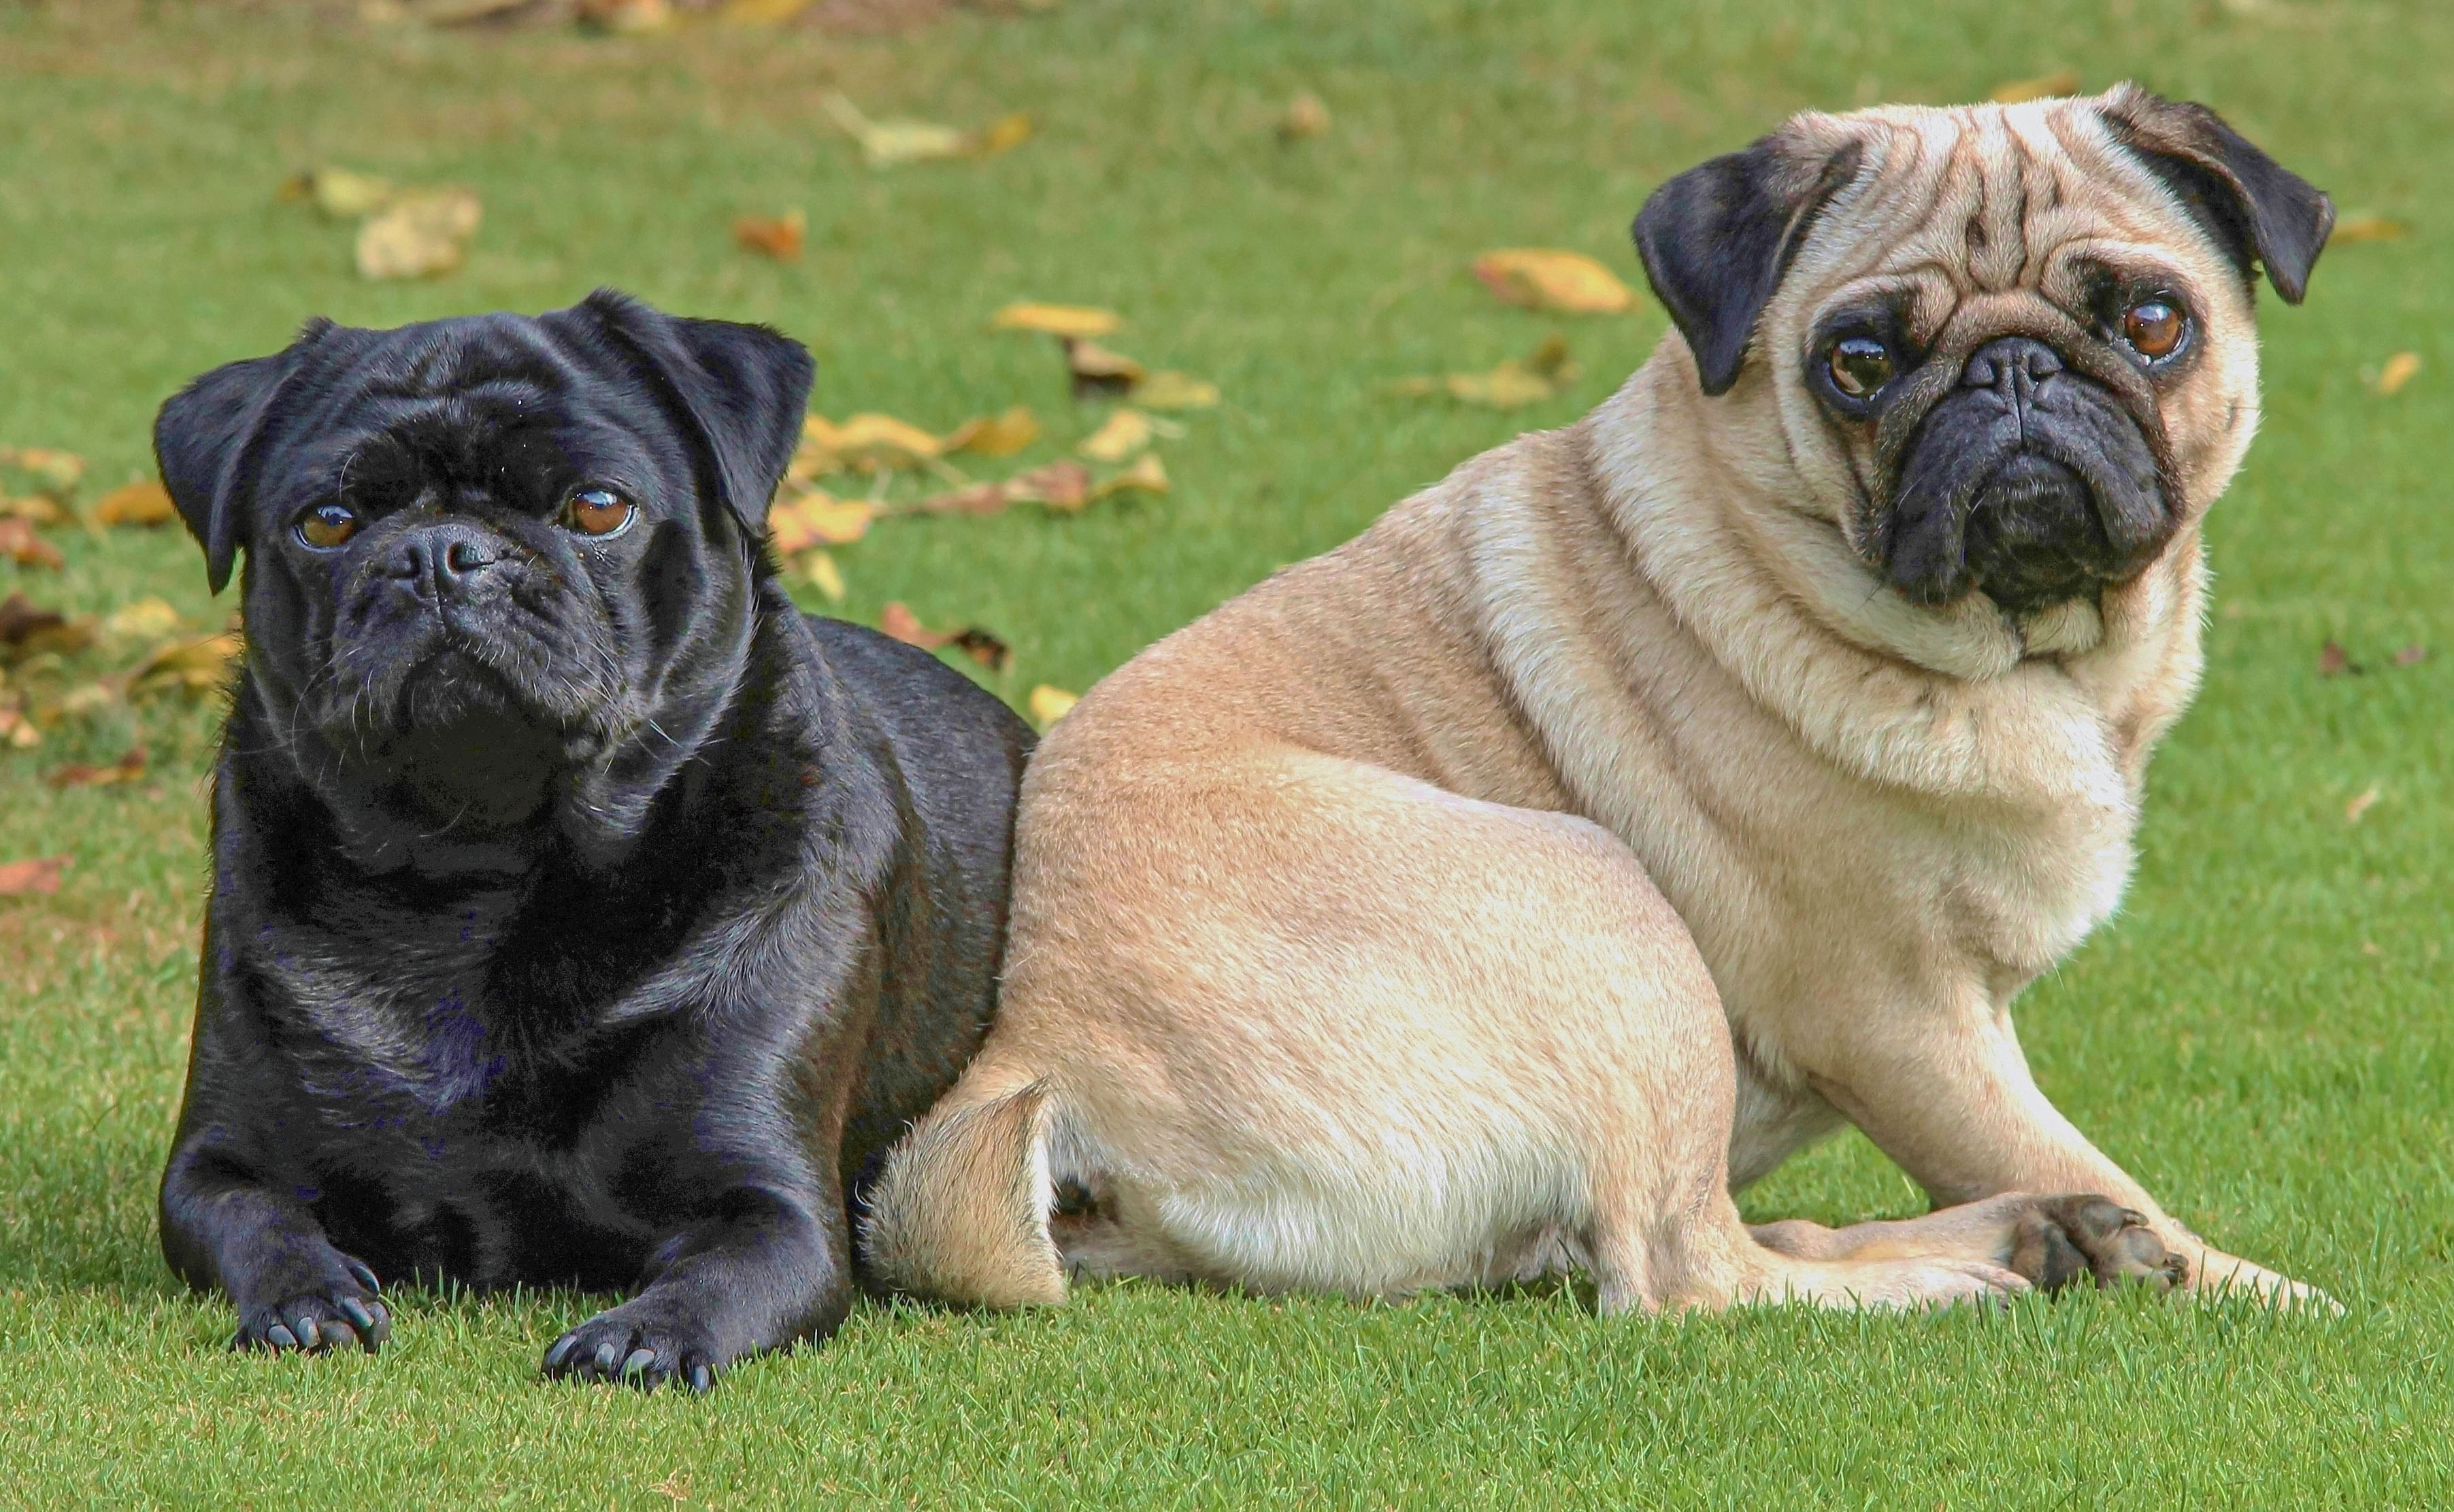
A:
2317 640 2359 677
0 703 38 749
0 856 67 896
804 414 946 473
721 0 815 20
0 496 72 527
0 593 86 656
1397 340 1578 410
949 627 1012 671
972 114 1035 158
991 303 1121 339
2393 643 2427 666
769 492 876 552
880 603 1007 668
576 0 674 32
1471 249 1634 315
1028 685 1078 725
1078 409 1153 463
356 188 482 280
822 93 972 168
1279 92 1331 141
2372 351 2421 397
128 631 244 697
1003 460 1093 511
2332 213 2409 243
282 166 395 218
945 406 1041 457
46 746 146 790
103 597 182 641
1064 338 1145 398
0 518 63 569
408 0 535 22
733 210 806 261
1989 69 2082 104
0 446 86 499
1091 452 1168 501
903 480 1015 518
1133 371 1220 411
91 479 176 528
58 682 116 720
803 550 846 603
2344 784 2381 824
2361 941 2383 958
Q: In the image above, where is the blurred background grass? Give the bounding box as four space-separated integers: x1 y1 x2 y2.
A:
0 0 2447 1504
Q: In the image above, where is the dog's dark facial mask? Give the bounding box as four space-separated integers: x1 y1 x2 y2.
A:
156 291 810 871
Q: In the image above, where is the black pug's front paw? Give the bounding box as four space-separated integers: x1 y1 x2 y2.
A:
233 1253 392 1355
2009 1195 2189 1294
543 1296 732 1394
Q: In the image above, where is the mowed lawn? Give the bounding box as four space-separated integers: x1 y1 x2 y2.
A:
1 0 2449 1503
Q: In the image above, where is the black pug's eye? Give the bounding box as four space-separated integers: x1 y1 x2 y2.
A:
295 502 361 550
2120 298 2188 361
559 487 635 538
1827 336 1896 400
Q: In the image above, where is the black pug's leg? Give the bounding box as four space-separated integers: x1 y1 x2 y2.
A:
542 1187 847 1394
161 1152 391 1356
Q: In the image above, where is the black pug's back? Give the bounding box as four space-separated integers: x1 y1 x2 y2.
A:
152 291 1033 1392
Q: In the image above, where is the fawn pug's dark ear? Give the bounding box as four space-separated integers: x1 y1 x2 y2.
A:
152 322 329 596
1633 136 1863 397
2100 84 2335 305
576 289 816 542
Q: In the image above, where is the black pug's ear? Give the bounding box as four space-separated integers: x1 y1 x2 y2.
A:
1633 135 1863 397
578 290 816 541
2101 84 2335 304
152 324 327 595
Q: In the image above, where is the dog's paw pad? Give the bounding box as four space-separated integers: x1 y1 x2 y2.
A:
2010 1195 2183 1294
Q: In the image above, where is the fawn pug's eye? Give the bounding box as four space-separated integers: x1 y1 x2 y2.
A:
1827 335 1896 400
2120 298 2188 361
559 488 635 537
295 502 362 550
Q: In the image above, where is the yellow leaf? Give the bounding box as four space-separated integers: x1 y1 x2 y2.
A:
2333 213 2409 244
284 166 395 219
1134 371 1220 411
991 303 1122 339
1446 363 1556 407
803 550 846 603
103 598 182 641
129 632 243 697
2345 783 2381 824
972 114 1034 158
1028 685 1079 726
0 496 71 527
733 210 805 261
0 446 86 499
1989 69 2081 105
355 188 481 280
1470 249 1634 314
2374 351 2421 397
1279 92 1331 141
822 94 971 168
720 0 813 20
1077 409 1153 463
1091 452 1168 501
829 414 946 469
946 406 1041 458
1064 338 1145 398
92 480 176 528
769 493 876 552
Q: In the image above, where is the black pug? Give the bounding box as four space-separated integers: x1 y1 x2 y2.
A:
152 291 1033 1391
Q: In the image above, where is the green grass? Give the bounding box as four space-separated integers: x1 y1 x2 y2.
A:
2 0 2449 1503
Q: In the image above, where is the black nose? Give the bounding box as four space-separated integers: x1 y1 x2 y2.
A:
1961 336 2064 397
382 522 501 601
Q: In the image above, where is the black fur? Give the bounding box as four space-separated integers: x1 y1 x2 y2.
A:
2104 89 2335 305
152 292 1033 1391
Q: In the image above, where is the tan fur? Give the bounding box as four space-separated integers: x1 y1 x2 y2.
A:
867 90 2323 1314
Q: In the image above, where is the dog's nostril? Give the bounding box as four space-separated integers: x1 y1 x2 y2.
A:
442 540 493 579
1964 336 2064 391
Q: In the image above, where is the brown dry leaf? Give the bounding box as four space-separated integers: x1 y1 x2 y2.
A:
1134 371 1220 411
0 856 68 896
1078 409 1153 463
803 550 847 603
0 518 63 569
903 480 1015 518
880 601 945 648
103 597 182 642
1989 69 2082 105
357 188 482 280
1004 460 1093 511
733 210 806 261
1399 339 1577 410
721 0 816 20
129 631 244 697
949 627 1012 671
2344 784 2381 824
92 479 177 528
577 0 674 31
1091 452 1168 501
2370 351 2421 397
991 303 1122 339
945 406 1040 457
2333 213 2409 244
768 492 876 552
1471 249 1634 315
880 603 1008 668
0 593 90 658
0 496 72 528
46 746 146 791
0 446 86 499
2393 643 2427 666
972 114 1035 158
1279 92 1331 141
2318 640 2357 677
282 167 395 219
1064 339 1145 399
1027 685 1078 725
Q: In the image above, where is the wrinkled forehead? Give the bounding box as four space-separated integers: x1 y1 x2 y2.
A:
1785 101 2240 337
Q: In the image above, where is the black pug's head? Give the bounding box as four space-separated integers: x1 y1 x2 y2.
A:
156 291 813 871
1634 86 2333 661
